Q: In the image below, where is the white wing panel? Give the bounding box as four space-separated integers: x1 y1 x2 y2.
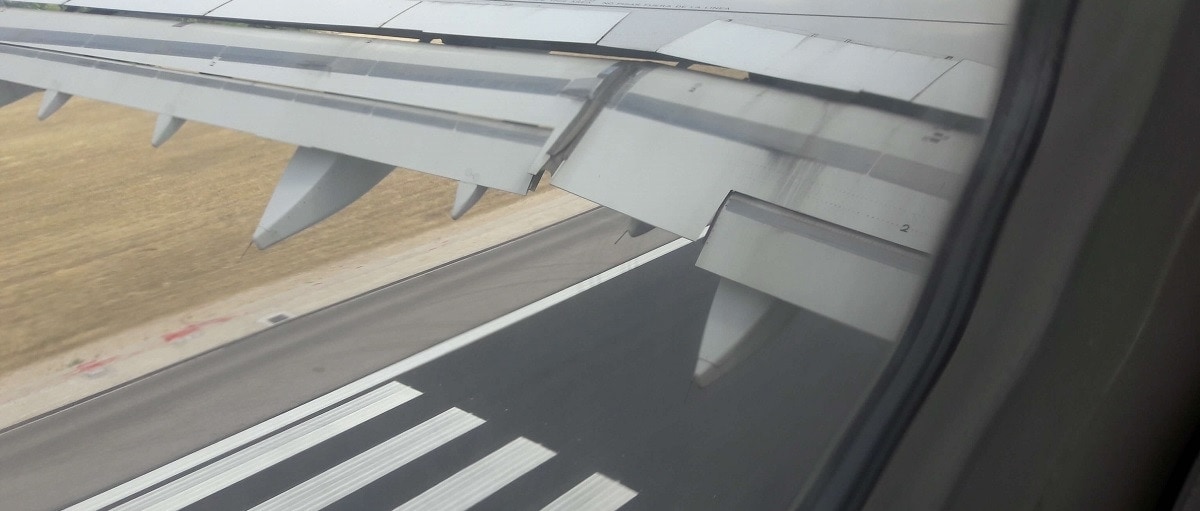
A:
551 67 977 252
590 8 725 53
660 21 964 103
65 0 228 16
503 0 1015 25
28 0 1017 71
697 195 928 340
914 59 1000 119
658 20 815 72
554 111 954 252
14 0 1017 69
859 50 961 100
383 2 628 44
209 0 419 28
597 10 1011 68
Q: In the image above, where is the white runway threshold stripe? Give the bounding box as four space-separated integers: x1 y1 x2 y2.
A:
541 473 638 511
251 408 485 511
111 382 421 511
63 386 421 511
394 437 556 511
69 235 689 511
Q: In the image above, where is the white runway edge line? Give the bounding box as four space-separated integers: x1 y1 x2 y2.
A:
366 236 691 380
395 437 556 511
114 383 421 511
251 408 486 511
541 473 638 511
68 235 690 511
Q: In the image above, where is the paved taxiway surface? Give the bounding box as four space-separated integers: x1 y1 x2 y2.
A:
0 208 893 510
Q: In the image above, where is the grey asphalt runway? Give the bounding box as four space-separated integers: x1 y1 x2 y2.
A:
195 240 893 511
0 209 673 511
0 207 894 510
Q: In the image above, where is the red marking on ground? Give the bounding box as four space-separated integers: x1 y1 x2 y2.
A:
162 317 232 343
72 356 119 374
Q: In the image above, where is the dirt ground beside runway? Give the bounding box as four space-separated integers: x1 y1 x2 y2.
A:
0 96 542 375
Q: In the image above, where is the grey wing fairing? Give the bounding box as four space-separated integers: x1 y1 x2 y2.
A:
0 2 1007 384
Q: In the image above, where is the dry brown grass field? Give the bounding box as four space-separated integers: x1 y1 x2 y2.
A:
0 96 531 375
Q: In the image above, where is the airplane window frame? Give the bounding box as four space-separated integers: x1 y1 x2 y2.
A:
794 0 1080 508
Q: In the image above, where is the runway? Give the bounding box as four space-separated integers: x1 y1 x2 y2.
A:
0 208 893 510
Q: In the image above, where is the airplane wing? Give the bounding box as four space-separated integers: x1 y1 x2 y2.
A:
0 1 1009 383
5 0 1014 65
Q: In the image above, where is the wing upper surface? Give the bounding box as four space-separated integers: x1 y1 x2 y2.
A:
7 0 1015 67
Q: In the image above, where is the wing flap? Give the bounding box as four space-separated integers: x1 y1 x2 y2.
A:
550 66 979 253
698 195 929 341
0 43 548 193
0 8 613 127
0 8 648 193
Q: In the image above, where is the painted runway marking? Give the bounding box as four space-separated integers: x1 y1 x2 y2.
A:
250 408 485 511
161 317 231 343
110 382 420 511
366 236 692 383
70 356 118 377
394 437 556 511
541 473 638 511
66 384 423 511
71 236 690 511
